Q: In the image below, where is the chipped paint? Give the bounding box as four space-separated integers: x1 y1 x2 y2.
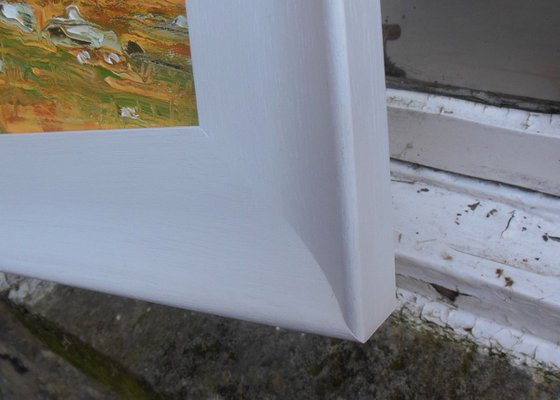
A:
392 160 560 369
397 286 560 370
387 89 560 138
387 89 560 197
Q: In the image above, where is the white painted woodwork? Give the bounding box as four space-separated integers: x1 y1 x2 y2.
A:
392 160 560 368
388 89 560 197
0 1 395 342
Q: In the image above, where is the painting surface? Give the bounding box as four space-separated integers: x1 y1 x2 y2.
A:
0 0 197 133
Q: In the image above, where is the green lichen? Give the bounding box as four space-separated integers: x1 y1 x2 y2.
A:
2 299 164 400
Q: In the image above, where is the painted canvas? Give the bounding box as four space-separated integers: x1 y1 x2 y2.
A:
0 0 197 133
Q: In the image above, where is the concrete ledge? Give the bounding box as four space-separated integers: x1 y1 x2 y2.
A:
0 297 117 399
1 277 559 399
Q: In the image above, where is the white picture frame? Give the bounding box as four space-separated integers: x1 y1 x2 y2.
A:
0 0 395 342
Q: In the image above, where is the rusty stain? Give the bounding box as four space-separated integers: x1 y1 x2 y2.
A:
382 23 406 77
505 277 514 287
383 24 402 42
496 268 504 278
441 253 453 261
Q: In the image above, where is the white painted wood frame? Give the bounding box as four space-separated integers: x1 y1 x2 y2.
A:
381 0 560 197
387 90 560 197
0 1 395 342
391 160 560 369
382 9 560 365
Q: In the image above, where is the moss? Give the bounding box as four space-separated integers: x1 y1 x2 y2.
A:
487 346 510 361
389 355 406 371
458 346 477 377
2 299 164 400
321 352 354 391
191 339 224 358
304 362 323 377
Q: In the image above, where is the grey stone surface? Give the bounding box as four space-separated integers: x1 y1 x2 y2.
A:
2 282 558 400
0 300 116 400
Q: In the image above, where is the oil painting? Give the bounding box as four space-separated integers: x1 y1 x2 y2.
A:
0 0 197 133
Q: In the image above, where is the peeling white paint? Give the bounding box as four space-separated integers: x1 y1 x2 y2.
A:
387 89 560 197
397 287 560 370
421 302 450 325
393 161 560 371
387 89 560 138
446 309 476 332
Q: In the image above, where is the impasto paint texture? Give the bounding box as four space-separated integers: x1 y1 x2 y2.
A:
0 0 197 133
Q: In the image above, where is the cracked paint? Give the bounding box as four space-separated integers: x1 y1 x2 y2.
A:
397 287 560 370
392 162 560 371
